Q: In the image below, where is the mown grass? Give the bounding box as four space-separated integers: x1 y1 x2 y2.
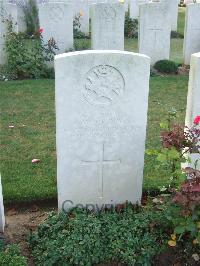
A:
0 76 188 203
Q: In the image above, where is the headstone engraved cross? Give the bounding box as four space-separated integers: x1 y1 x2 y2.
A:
139 2 171 65
81 143 121 198
148 26 163 45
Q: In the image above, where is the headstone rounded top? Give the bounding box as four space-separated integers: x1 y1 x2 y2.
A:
55 50 150 61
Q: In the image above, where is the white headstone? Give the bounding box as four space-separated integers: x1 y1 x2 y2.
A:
0 175 5 233
185 52 200 170
7 2 26 33
129 0 148 19
55 50 150 211
73 0 89 35
91 3 125 50
160 0 179 31
139 2 171 65
183 3 200 65
38 1 73 54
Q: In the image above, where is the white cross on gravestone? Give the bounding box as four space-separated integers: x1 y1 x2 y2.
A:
81 143 121 198
148 27 162 44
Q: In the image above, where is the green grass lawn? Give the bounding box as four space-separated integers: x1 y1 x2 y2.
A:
177 7 186 36
0 75 188 203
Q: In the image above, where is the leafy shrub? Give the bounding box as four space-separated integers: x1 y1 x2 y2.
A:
0 64 18 81
124 14 138 38
29 206 169 265
0 244 27 266
5 20 57 79
154 60 178 74
73 13 89 39
74 38 91 51
147 113 200 247
171 31 184 39
166 168 200 246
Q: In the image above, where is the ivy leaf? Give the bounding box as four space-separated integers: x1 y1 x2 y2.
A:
174 225 186 234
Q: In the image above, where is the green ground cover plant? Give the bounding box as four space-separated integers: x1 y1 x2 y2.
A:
0 243 27 266
29 206 170 265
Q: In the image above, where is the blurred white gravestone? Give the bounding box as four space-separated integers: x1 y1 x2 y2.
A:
55 50 150 211
183 3 200 65
1 1 26 33
0 175 5 233
38 1 73 54
185 52 200 170
7 0 26 32
160 0 179 31
129 0 148 19
184 0 200 4
91 3 125 50
139 2 171 65
73 0 89 35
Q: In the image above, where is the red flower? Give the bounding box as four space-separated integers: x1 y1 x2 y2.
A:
194 116 200 125
37 28 43 34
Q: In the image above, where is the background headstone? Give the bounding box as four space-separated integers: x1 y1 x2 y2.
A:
160 0 179 31
91 3 125 50
185 52 200 170
7 2 26 32
139 2 171 65
184 0 200 4
55 50 150 211
129 0 148 19
0 175 5 233
183 3 200 65
38 1 73 54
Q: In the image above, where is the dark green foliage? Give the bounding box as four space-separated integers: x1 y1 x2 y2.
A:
29 206 169 265
73 14 89 39
154 60 179 74
0 64 18 81
124 14 138 38
74 38 91 51
23 0 39 36
5 21 56 79
171 31 184 39
0 244 27 266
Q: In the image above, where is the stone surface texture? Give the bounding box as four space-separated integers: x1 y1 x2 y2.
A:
183 3 200 65
91 3 125 50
